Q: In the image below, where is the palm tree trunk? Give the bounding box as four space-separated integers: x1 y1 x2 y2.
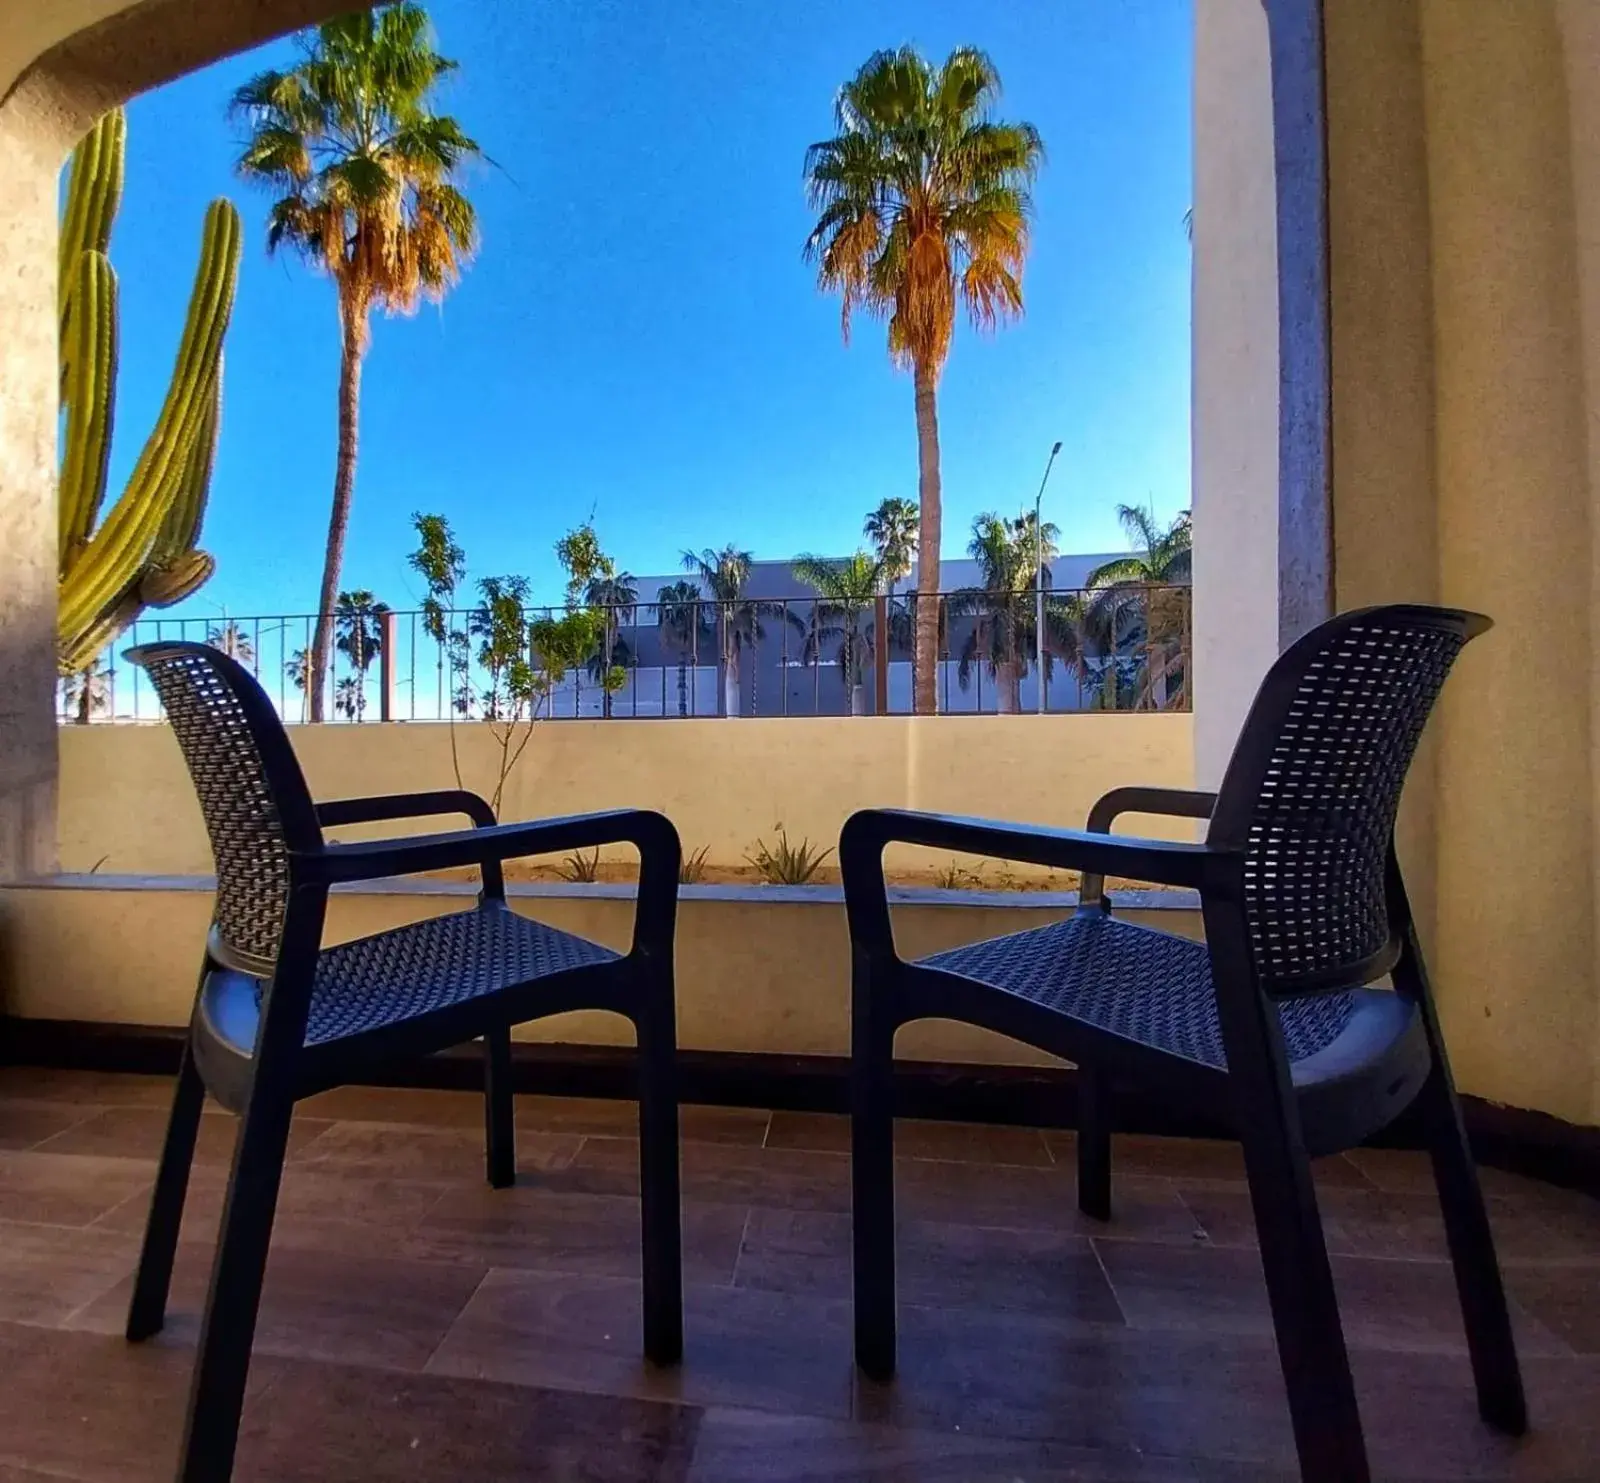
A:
75 684 91 725
996 660 1021 714
308 295 365 722
912 360 942 715
676 659 688 717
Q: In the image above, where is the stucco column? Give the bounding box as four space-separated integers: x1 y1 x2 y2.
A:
1192 0 1281 786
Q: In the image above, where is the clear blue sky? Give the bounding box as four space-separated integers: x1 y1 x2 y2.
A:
105 0 1192 621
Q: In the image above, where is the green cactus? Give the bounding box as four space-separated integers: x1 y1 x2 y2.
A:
57 109 242 676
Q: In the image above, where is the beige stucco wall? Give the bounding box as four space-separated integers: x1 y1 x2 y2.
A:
1326 0 1600 1125
56 714 1197 877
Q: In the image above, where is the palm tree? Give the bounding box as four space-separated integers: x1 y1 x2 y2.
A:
65 655 113 724
680 546 772 718
334 589 390 722
791 552 884 715
949 511 1076 713
285 647 309 723
207 620 255 669
1084 505 1193 710
334 674 365 721
805 47 1043 716
863 497 919 602
584 571 637 718
655 580 709 717
232 3 480 720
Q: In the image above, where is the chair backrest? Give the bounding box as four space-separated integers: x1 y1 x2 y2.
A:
125 642 320 975
1207 604 1489 997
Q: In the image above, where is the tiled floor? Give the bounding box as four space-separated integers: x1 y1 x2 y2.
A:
0 1068 1597 1481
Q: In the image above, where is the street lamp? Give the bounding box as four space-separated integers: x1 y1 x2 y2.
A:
1034 440 1063 714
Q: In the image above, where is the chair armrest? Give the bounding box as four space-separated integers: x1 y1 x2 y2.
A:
296 808 681 959
316 789 497 830
1079 787 1218 911
315 790 503 896
839 807 1237 963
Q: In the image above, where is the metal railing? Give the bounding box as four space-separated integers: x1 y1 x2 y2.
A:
58 584 1191 724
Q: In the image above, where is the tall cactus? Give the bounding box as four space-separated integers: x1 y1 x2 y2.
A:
57 109 242 676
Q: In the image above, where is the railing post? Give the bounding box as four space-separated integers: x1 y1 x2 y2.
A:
379 609 397 722
874 595 889 715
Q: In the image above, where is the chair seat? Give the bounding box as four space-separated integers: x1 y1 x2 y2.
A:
305 903 621 1045
918 913 1394 1074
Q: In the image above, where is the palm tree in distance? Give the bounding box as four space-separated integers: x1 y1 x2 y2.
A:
791 552 884 716
656 580 709 717
805 47 1043 716
66 656 114 724
1083 504 1192 710
232 3 480 719
584 570 637 718
863 497 919 604
950 511 1077 713
207 620 255 669
680 546 772 718
285 648 309 723
334 589 389 722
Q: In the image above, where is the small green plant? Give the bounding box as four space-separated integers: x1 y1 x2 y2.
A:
679 845 711 885
934 858 984 891
746 824 833 885
558 848 601 884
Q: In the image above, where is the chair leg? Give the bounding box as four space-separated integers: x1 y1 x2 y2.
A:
635 970 683 1365
1077 1065 1112 1221
127 1039 206 1342
172 1084 296 1483
1417 1057 1527 1434
1238 1113 1371 1483
484 1027 515 1189
852 972 897 1380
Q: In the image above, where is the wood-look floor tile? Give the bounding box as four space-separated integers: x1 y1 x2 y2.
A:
1179 1183 1455 1260
403 1186 747 1283
0 1321 285 1482
428 1269 856 1420
0 1221 139 1326
1092 1238 1572 1356
36 1105 331 1166
555 1136 855 1212
94 1164 453 1255
0 1069 177 1108
517 1095 773 1145
290 1119 583 1179
1505 1263 1600 1355
0 1098 103 1151
685 1409 1235 1481
857 1307 1298 1460
234 1357 701 1483
766 1111 1055 1166
892 1159 1204 1242
295 1084 487 1126
1046 1132 1372 1189
734 1208 1125 1322
0 1150 154 1227
69 1242 486 1372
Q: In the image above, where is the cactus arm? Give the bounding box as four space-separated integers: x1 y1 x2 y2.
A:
58 249 117 557
155 358 220 558
57 199 240 651
59 110 124 326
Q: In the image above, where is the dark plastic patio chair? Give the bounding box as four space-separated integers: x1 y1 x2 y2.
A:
840 604 1525 1483
121 641 684 1483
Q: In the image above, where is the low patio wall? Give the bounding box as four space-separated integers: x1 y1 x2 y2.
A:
55 714 1198 878
0 714 1199 1068
0 877 1201 1064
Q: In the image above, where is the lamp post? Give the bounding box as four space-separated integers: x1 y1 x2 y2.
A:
1034 440 1063 714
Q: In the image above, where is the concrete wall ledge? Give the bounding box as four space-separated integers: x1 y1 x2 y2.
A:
7 872 1201 913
